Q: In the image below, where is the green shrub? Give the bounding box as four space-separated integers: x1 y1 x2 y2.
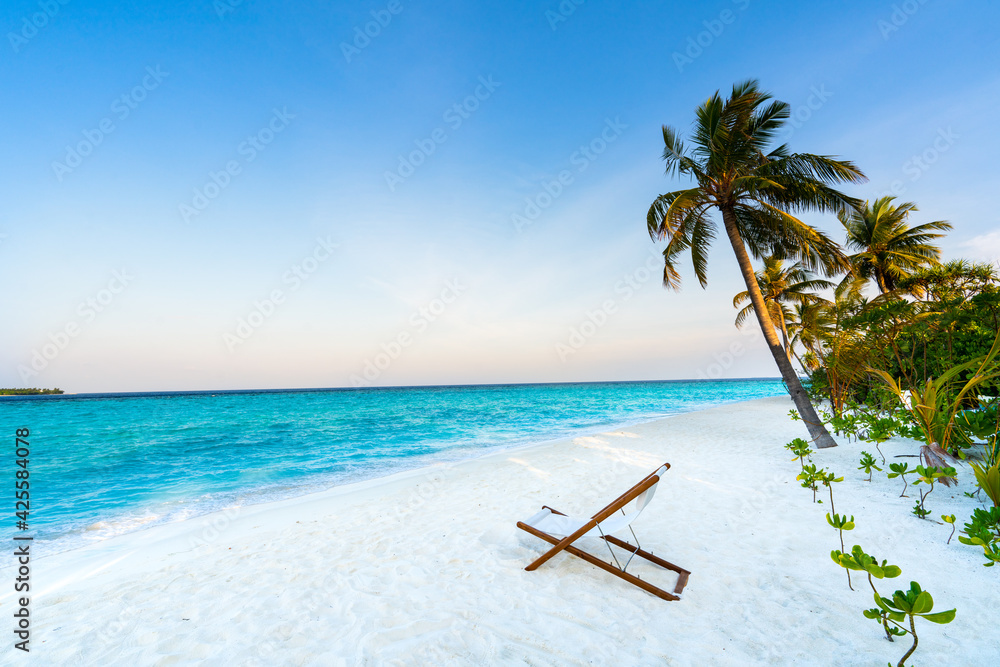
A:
858 451 881 482
958 507 1000 567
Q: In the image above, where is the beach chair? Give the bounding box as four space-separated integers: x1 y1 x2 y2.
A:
516 463 690 601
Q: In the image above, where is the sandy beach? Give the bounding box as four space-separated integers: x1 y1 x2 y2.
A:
6 395 998 665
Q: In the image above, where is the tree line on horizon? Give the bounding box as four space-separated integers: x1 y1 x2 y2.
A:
0 388 64 395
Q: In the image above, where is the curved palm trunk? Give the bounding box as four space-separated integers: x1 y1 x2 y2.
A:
721 207 838 448
776 310 793 363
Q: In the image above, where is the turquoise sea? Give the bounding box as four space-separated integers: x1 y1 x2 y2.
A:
2 379 784 556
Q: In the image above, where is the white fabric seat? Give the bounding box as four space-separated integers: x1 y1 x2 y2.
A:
520 464 665 538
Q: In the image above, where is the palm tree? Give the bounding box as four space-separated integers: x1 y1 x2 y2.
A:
646 80 866 448
787 301 832 372
804 282 871 417
733 256 833 360
838 196 952 293
788 301 833 372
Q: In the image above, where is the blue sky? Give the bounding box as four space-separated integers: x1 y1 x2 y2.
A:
2 0 998 392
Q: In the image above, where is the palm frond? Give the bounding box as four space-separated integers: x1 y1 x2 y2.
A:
734 302 754 328
838 197 951 292
689 215 717 288
646 188 706 240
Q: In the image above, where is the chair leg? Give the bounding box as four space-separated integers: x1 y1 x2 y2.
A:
521 519 598 572
541 505 690 594
517 521 683 602
599 534 691 596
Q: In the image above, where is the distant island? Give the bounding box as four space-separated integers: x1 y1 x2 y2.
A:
0 388 64 395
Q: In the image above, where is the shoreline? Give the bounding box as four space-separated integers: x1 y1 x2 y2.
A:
6 394 997 665
14 400 719 572
3 397 765 603
22 389 783 561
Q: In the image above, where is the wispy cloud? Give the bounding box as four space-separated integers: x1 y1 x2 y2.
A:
960 229 1000 264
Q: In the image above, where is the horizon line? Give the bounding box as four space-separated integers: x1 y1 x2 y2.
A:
0 376 790 400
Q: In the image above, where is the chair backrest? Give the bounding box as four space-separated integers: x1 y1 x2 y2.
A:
634 464 669 512
591 463 669 534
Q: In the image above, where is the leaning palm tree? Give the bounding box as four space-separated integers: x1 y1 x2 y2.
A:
838 196 952 293
733 256 833 360
647 80 866 448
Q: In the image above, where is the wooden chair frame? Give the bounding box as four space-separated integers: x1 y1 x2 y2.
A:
516 463 690 601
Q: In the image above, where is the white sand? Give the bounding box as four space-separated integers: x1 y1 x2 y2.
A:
4 396 998 665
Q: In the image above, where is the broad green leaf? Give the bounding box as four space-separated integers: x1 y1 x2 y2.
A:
912 590 933 615
920 608 956 624
866 563 884 578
